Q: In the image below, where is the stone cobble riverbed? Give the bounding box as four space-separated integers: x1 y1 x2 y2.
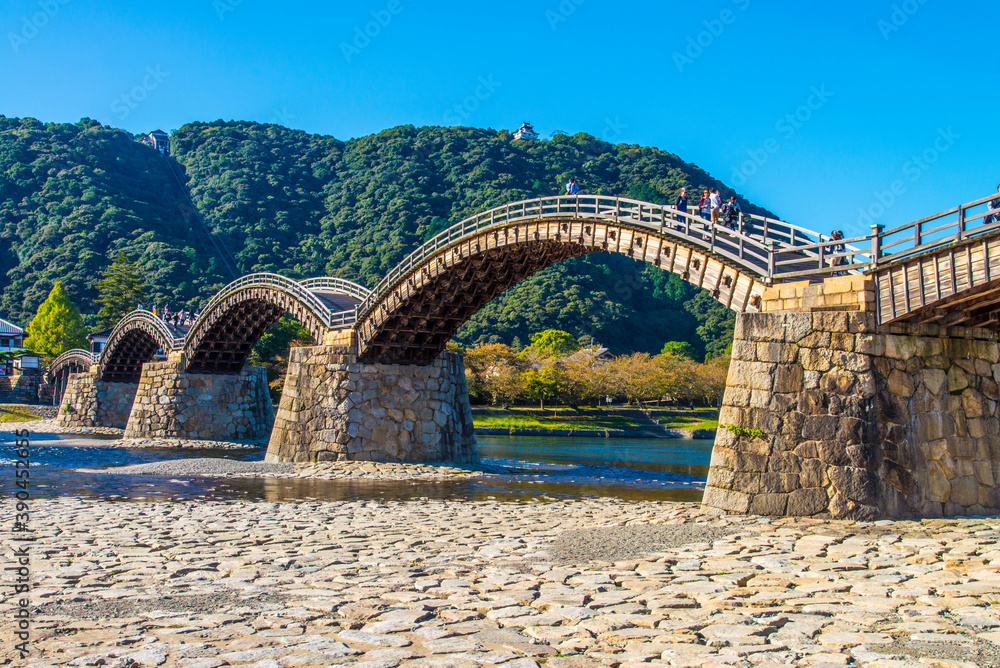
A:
3 497 1000 668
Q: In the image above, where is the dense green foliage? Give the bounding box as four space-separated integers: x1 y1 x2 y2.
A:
96 251 148 328
661 341 697 360
523 329 580 357
0 117 775 355
24 282 88 356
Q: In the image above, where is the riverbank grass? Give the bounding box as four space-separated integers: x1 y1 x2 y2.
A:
472 407 719 432
0 404 38 422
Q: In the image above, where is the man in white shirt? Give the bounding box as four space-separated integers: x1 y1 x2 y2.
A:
710 189 722 226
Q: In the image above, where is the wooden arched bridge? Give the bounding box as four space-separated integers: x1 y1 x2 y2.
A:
52 190 1000 518
51 191 1000 385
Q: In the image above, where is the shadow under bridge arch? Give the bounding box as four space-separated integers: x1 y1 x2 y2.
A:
98 311 181 382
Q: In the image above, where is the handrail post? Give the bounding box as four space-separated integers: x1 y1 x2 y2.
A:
914 220 922 247
763 218 770 243
870 224 885 268
818 236 826 270
957 205 966 241
764 239 778 285
764 241 777 283
738 213 744 237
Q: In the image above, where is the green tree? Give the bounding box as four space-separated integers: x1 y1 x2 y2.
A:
523 330 580 358
251 316 314 363
524 366 561 410
661 341 697 360
96 251 148 329
24 282 89 357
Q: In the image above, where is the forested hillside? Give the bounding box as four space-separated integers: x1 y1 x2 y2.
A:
0 117 776 357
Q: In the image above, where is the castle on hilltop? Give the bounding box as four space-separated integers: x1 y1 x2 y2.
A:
139 129 170 156
513 122 539 141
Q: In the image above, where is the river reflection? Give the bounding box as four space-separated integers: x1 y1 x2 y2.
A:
1 433 714 504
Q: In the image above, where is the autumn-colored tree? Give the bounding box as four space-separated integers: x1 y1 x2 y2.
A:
607 353 668 407
24 282 89 357
693 354 730 405
464 343 526 407
558 354 612 407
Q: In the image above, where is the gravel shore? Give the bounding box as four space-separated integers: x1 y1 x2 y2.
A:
3 497 1000 668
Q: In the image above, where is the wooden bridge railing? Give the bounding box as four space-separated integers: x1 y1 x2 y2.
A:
354 195 853 320
185 273 337 340
357 192 1000 320
299 277 372 302
47 349 96 381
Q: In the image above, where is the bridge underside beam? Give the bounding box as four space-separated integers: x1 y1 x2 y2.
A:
876 231 1000 327
361 240 594 365
890 277 1000 330
100 331 162 383
186 300 286 374
356 218 766 365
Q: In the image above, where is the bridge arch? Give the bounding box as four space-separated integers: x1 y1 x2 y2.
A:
182 274 365 374
97 311 180 382
354 196 779 365
48 349 97 406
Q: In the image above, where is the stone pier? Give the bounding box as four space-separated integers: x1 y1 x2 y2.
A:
704 275 1000 520
265 348 477 463
123 358 273 441
56 370 138 429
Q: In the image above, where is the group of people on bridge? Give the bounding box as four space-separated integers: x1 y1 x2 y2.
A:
137 303 198 328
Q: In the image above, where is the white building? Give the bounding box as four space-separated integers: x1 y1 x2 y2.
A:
513 122 539 141
0 318 38 372
87 327 113 355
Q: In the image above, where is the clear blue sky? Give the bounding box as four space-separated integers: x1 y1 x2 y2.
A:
3 0 998 238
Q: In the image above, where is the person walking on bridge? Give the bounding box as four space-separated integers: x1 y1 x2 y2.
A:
828 230 847 275
565 177 579 197
721 195 742 231
988 184 1000 225
710 189 722 226
675 188 688 230
698 190 710 224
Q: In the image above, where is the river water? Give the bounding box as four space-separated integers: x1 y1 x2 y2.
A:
1 432 714 504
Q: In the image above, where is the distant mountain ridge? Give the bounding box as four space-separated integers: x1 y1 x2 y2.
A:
0 117 776 357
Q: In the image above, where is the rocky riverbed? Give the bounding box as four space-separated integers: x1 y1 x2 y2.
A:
5 497 1000 668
